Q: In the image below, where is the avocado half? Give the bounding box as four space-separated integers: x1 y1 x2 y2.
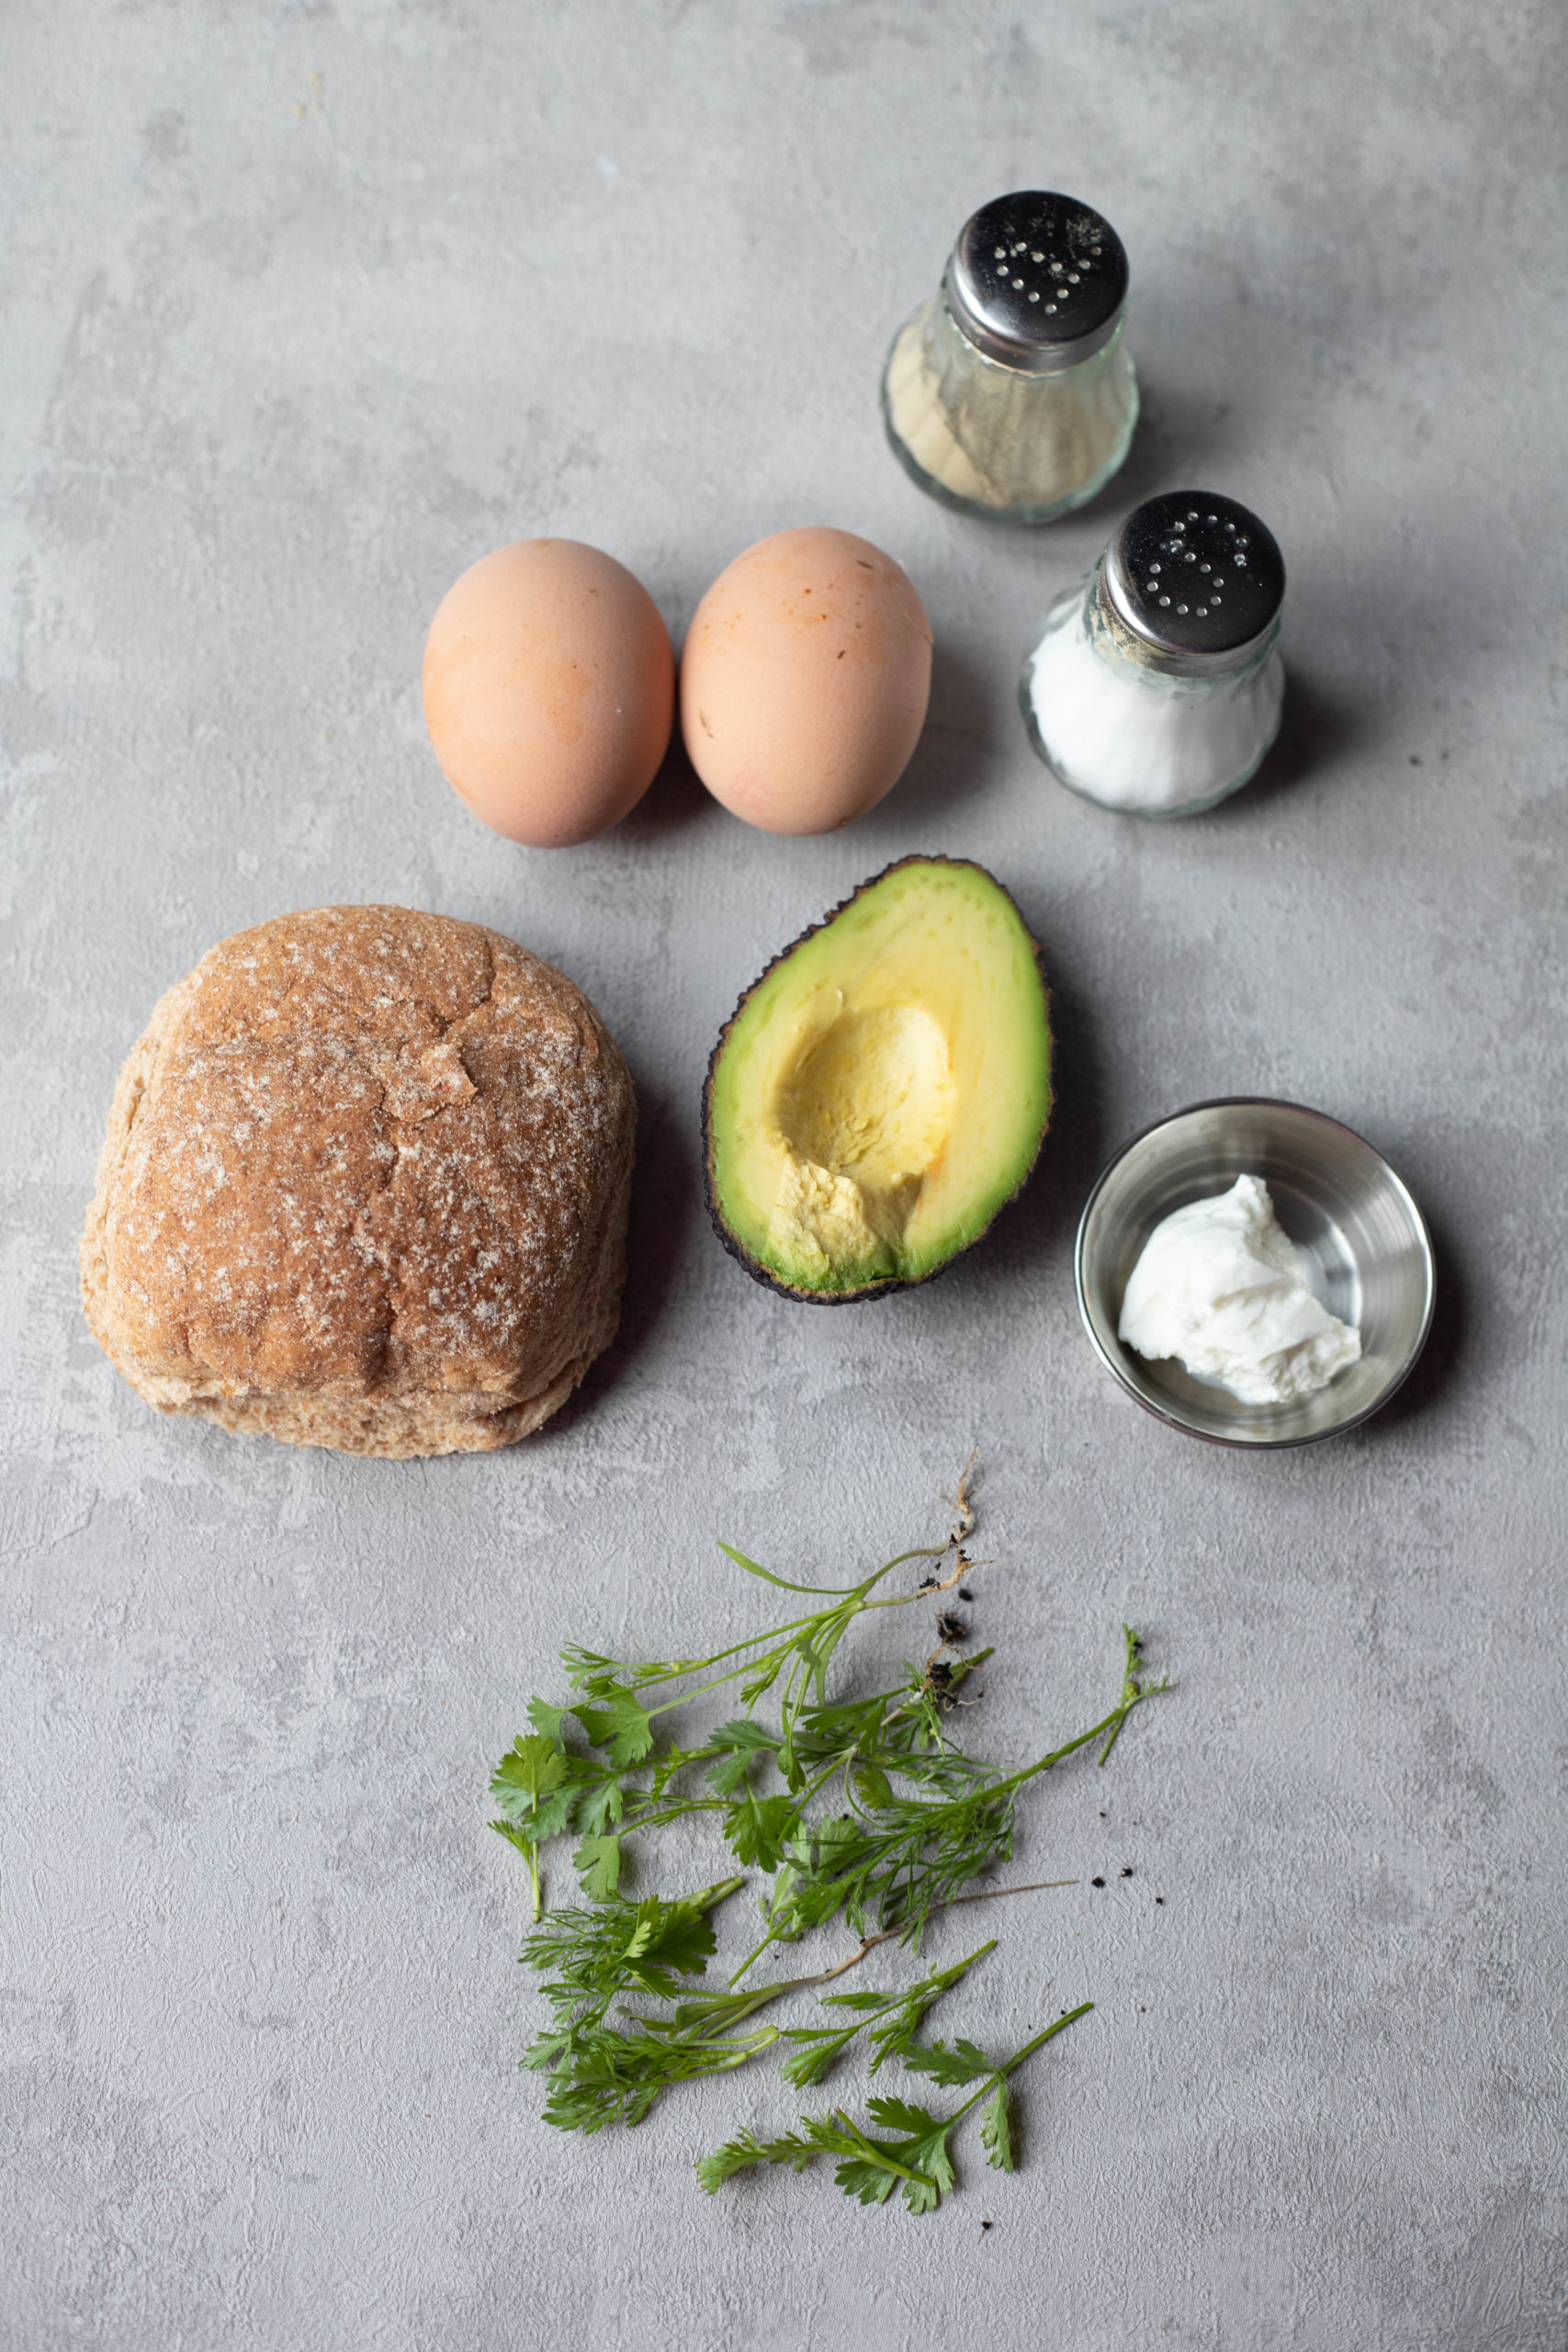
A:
703 855 1052 1302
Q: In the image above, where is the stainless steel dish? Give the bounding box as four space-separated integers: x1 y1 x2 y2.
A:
1075 1098 1436 1447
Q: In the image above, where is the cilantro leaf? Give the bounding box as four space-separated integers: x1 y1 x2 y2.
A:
980 2081 1013 2173
572 1777 626 1841
900 2036 994 2087
525 1696 569 1745
705 1749 753 1797
705 1719 782 1796
864 2095 943 2137
619 1888 738 1996
709 1719 783 1756
571 1686 656 1769
491 1733 570 1811
573 1834 623 1899
829 2153 905 2208
723 1792 797 1871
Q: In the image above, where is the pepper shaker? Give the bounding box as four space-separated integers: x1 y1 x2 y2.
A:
882 191 1138 524
1021 492 1286 817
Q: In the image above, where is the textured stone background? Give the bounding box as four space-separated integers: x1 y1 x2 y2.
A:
4 4 1566 2346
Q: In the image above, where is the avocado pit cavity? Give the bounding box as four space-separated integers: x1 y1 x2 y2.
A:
773 1002 957 1271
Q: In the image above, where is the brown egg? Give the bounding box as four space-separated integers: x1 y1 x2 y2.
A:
680 527 933 835
422 539 674 847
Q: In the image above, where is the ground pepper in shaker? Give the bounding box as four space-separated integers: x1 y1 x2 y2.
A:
882 191 1137 523
1021 492 1286 816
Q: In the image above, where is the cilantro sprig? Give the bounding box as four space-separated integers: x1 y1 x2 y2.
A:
696 2005 1092 2213
488 1464 1171 2211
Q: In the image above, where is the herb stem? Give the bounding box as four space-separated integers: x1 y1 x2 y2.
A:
622 1797 728 1831
831 2109 926 2185
948 2000 1094 2128
859 1549 977 1611
728 1927 781 1990
1008 1709 1133 1792
728 1872 1077 1994
633 1544 970 1720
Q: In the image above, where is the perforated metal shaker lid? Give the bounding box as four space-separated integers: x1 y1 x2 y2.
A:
945 192 1129 374
1104 492 1285 661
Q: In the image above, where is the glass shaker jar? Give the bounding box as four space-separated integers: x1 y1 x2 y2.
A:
1021 492 1286 817
882 191 1137 524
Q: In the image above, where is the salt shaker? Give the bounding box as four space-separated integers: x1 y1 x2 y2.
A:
881 191 1138 524
1021 492 1286 817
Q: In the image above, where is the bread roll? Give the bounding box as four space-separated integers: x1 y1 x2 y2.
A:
80 905 635 1456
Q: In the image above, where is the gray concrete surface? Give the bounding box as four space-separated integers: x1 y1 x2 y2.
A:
4 5 1566 2346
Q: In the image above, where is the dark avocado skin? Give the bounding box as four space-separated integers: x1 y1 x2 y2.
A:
702 854 1053 1305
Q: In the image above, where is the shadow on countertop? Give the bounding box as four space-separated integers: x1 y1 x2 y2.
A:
888 636 1008 829
1241 666 1363 809
964 945 1110 1289
536 1073 702 1439
616 729 714 842
1366 1203 1467 1433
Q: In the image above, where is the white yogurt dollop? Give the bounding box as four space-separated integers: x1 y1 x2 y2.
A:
1118 1174 1360 1406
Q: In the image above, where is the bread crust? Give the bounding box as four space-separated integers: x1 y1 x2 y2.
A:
80 905 635 1456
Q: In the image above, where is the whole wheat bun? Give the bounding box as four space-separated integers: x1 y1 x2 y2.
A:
80 905 635 1457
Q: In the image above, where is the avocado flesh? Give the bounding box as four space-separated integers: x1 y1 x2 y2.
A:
705 857 1052 1298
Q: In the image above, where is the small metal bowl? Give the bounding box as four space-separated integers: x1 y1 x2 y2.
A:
1075 1099 1436 1447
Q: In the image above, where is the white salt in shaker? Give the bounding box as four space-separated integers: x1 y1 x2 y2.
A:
1021 492 1286 817
882 191 1137 524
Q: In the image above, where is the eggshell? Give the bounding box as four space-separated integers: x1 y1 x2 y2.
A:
680 527 933 835
422 539 674 848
